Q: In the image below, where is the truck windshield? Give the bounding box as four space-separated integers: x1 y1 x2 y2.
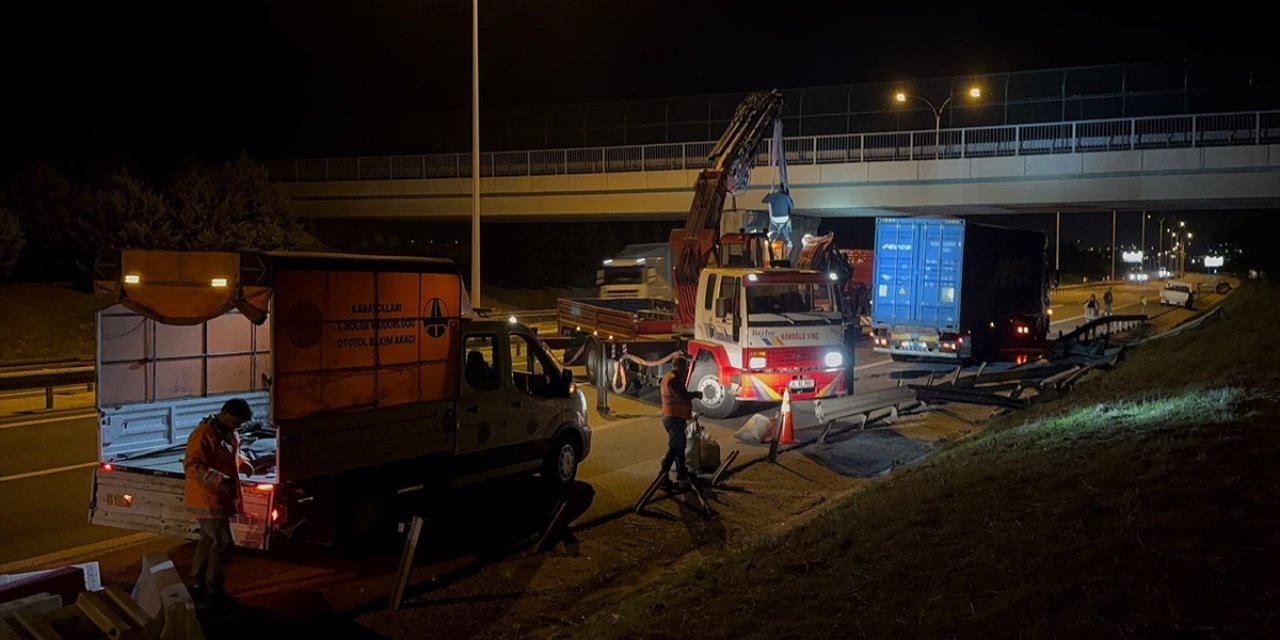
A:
746 283 841 324
603 266 646 285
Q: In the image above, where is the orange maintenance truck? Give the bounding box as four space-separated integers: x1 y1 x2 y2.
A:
89 250 590 549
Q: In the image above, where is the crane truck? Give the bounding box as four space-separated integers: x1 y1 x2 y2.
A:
553 91 851 419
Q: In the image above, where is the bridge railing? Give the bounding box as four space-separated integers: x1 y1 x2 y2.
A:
268 110 1280 183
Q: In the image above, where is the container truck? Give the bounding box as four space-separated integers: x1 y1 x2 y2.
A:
89 249 591 551
596 243 673 300
870 217 1050 362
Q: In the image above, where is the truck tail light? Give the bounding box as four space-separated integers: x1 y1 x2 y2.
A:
256 484 274 492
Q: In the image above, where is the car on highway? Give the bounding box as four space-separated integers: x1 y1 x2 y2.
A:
1127 271 1150 283
1159 281 1196 309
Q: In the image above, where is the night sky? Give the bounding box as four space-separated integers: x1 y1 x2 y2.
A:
6 1 1275 247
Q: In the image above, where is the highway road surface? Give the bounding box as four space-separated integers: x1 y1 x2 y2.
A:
0 278 1218 568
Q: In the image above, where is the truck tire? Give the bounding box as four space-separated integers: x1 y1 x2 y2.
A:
583 338 600 382
691 361 739 419
542 433 580 488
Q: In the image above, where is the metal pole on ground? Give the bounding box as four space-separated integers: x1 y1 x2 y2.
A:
390 516 425 611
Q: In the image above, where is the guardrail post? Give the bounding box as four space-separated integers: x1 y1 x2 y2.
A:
325 159 329 181
562 149 568 175
600 148 606 173
421 155 426 178
909 132 914 161
641 145 646 171
960 129 966 159
456 154 461 178
1071 123 1077 153
357 159 361 181
1191 116 1197 148
388 157 392 179
810 137 817 164
1130 119 1135 150
1256 113 1261 145
1015 126 1021 156
527 151 531 176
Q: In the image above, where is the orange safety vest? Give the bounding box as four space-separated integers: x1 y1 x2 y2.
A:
183 416 242 519
660 370 694 419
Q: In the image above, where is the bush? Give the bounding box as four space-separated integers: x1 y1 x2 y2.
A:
0 208 24 279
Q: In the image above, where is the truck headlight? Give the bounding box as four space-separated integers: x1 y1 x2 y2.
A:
824 351 843 368
749 356 767 369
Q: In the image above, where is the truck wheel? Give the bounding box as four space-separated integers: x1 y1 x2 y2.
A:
542 434 579 488
338 491 388 551
583 339 600 381
691 362 738 419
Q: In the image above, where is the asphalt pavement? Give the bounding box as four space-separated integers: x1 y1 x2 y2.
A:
0 278 1214 569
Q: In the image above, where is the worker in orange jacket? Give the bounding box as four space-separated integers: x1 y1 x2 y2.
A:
184 398 252 605
658 356 702 488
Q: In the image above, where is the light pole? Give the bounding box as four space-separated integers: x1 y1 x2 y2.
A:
895 86 982 158
470 0 482 308
1155 215 1169 273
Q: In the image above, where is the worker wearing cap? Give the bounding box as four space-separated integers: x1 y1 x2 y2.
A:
659 357 702 487
184 397 252 605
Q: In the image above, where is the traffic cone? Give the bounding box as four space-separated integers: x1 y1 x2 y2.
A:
778 389 795 445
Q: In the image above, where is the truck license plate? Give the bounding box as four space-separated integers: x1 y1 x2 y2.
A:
789 378 815 392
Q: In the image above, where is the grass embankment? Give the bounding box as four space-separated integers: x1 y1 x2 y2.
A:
571 284 1280 639
0 282 95 363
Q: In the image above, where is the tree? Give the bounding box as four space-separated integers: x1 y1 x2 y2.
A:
0 208 24 279
2 163 78 280
75 169 176 267
170 154 304 251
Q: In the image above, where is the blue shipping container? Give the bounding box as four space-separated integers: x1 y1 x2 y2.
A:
871 218 965 331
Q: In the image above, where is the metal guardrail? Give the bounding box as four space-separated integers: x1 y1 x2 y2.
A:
0 364 95 410
1056 314 1148 344
267 110 1280 183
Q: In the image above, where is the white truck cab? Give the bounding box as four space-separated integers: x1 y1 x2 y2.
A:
1160 281 1197 309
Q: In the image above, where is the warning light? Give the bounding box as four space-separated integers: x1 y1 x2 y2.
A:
101 464 113 472
271 509 280 522
123 494 134 505
256 483 274 492
210 278 228 288
124 274 141 284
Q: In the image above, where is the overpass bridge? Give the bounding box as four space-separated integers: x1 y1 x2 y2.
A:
269 110 1280 221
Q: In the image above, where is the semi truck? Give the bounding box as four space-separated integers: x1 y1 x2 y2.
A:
89 249 591 551
554 90 851 419
870 217 1050 362
596 243 673 300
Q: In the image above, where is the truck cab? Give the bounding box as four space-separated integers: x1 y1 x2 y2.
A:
685 267 849 418
597 243 673 300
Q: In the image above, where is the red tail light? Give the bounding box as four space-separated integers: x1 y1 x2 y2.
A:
101 464 113 472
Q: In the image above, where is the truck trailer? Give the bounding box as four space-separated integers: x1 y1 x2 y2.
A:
870 217 1050 362
89 250 591 550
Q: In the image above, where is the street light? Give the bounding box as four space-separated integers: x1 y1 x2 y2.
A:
893 85 983 158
